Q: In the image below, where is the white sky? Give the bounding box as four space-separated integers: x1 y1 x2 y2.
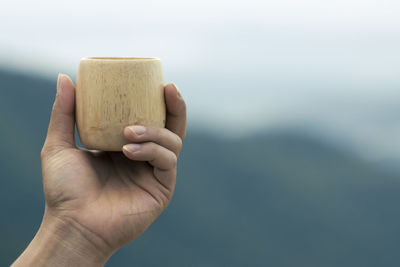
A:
1 0 400 162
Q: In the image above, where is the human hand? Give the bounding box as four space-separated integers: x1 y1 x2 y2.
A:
13 74 186 266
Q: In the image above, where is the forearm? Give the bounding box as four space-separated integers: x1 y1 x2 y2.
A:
12 210 111 267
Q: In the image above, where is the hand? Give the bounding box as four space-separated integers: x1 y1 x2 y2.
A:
13 74 186 266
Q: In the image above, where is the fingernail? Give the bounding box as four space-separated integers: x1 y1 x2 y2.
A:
168 83 181 97
123 144 141 153
173 83 182 97
57 73 66 93
128 125 146 136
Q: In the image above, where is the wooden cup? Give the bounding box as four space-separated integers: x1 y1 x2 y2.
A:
75 57 166 151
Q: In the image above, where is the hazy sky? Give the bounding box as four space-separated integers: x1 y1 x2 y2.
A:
1 0 400 161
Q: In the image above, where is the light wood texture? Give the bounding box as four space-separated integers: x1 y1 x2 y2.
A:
75 57 166 151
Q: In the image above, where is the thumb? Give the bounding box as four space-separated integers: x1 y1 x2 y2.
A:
42 73 76 154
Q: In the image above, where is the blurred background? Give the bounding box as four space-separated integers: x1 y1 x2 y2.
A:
1 0 400 266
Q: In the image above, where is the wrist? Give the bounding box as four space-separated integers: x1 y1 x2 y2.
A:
12 209 113 267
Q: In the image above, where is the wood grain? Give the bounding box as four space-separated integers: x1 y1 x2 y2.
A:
75 57 166 151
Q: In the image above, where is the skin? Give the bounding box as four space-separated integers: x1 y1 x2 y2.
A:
12 74 186 266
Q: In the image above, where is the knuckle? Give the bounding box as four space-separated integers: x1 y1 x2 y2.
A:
155 127 164 142
176 135 183 149
150 143 159 156
170 152 178 167
163 196 172 208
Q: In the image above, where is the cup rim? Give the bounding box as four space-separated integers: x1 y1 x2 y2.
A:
82 57 160 61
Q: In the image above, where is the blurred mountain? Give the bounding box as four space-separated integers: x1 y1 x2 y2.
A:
1 69 400 267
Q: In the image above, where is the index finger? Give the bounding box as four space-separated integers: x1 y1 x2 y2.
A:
164 83 187 140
